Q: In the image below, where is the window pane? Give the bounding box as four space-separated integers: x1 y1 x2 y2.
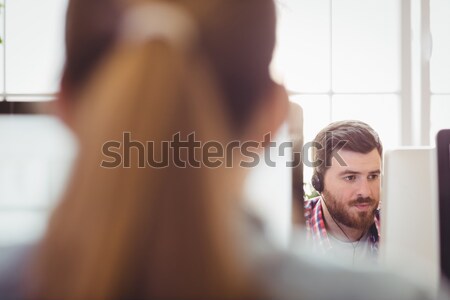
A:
0 7 4 95
6 0 67 95
290 95 331 144
272 0 330 93
333 0 401 93
332 95 401 149
430 96 450 145
430 0 450 93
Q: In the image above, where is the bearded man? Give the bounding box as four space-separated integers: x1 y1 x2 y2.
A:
305 120 382 265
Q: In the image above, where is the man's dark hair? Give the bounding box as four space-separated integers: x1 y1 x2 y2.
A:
313 120 382 177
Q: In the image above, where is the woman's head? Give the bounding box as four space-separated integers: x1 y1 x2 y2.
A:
62 0 279 130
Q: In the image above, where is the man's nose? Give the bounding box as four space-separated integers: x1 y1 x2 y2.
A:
356 179 372 198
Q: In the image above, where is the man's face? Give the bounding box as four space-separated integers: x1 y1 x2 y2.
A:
322 148 381 230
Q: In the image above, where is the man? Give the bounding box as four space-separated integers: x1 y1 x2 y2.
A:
305 120 382 265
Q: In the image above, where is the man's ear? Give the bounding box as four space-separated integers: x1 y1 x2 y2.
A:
243 83 289 145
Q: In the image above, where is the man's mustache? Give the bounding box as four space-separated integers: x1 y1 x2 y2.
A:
349 197 376 206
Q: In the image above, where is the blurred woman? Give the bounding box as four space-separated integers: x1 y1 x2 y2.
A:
27 0 287 299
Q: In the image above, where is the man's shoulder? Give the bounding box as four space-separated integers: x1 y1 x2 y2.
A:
375 208 381 220
304 196 321 218
304 197 322 232
304 196 321 209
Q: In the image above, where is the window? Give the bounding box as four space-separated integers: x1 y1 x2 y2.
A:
0 0 67 102
273 0 401 150
430 0 450 144
272 0 450 180
0 0 69 245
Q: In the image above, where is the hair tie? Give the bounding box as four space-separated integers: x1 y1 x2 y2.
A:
119 2 197 50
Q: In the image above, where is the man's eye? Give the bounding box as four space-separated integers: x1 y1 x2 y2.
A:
368 174 379 180
344 175 356 181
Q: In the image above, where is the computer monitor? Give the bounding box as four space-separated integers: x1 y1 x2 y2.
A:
437 129 450 280
243 123 292 248
381 148 440 291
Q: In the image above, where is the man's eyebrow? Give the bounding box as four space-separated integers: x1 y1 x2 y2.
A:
369 170 381 174
338 169 381 176
338 170 361 176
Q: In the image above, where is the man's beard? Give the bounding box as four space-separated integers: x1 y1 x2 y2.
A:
322 189 378 230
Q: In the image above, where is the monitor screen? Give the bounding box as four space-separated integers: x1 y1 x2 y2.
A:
437 130 450 280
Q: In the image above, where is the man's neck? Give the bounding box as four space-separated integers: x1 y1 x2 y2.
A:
320 199 365 242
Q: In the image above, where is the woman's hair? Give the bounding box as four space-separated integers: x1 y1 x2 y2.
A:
29 0 277 299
